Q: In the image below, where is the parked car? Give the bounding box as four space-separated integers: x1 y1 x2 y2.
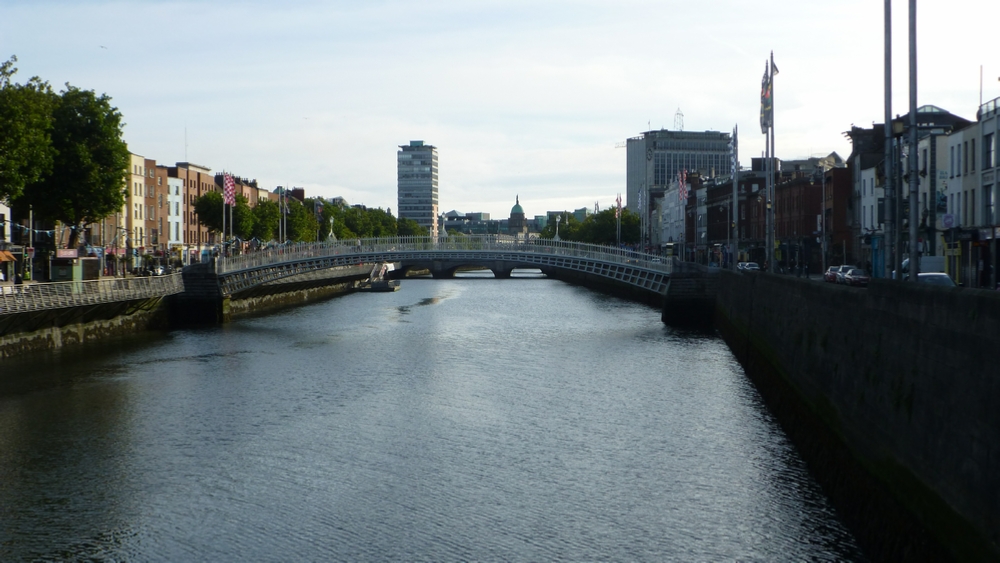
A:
835 265 857 284
824 266 840 283
916 272 957 287
743 262 760 271
844 268 870 287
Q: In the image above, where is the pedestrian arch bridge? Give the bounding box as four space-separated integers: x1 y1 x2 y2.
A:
210 236 674 297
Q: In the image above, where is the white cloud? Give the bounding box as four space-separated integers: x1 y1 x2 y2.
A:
3 0 999 218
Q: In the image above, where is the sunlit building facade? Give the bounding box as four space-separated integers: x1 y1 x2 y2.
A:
397 140 439 238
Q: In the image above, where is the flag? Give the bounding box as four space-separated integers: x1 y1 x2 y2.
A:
759 60 772 134
678 169 688 202
615 193 622 219
223 173 236 205
770 51 779 76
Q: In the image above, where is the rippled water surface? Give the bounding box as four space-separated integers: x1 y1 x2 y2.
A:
0 272 864 561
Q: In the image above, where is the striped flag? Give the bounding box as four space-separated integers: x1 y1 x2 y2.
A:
678 169 688 202
616 193 621 219
223 173 236 205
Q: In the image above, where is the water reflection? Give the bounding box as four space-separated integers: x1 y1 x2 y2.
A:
0 277 865 561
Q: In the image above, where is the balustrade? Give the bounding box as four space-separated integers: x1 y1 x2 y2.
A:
216 236 671 275
0 274 184 315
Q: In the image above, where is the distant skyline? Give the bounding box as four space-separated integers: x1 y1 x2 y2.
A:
3 1 999 219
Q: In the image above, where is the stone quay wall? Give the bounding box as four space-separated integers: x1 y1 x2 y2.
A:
714 271 1000 561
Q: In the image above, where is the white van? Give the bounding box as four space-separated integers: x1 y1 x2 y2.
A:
893 256 946 279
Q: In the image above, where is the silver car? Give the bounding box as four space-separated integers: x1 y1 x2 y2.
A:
835 265 857 284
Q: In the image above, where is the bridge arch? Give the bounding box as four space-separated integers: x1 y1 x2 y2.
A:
205 236 674 297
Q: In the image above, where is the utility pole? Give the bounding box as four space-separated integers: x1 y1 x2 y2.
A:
884 0 895 280
908 0 920 280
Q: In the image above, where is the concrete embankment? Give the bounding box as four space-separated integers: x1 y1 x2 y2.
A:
540 267 665 307
713 271 1000 562
0 264 374 358
0 297 169 359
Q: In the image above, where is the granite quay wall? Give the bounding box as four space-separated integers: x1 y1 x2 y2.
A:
0 264 376 357
223 264 372 319
0 296 169 359
540 267 664 307
714 271 1000 561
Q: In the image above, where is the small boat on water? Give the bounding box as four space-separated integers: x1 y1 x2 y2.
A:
358 262 400 291
357 279 400 292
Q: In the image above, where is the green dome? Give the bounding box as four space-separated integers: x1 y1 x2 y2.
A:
511 195 524 215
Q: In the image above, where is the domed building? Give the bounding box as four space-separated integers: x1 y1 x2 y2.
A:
508 196 528 236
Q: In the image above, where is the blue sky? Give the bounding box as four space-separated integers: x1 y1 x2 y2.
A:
3 1 998 219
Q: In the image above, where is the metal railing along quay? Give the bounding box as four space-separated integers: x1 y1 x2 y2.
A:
216 236 673 275
0 273 184 315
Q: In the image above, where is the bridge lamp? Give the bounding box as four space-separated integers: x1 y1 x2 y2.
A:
554 215 562 242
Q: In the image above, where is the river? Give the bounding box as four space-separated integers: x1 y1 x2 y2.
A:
0 271 865 561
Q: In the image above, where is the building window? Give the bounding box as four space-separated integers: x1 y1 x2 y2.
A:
950 146 955 178
971 189 976 225
964 142 969 175
971 139 976 172
985 134 995 169
984 185 994 226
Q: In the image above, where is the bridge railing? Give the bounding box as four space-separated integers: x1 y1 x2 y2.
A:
0 273 184 315
215 236 671 274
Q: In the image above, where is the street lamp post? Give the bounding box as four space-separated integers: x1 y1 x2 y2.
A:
820 166 828 276
554 215 561 241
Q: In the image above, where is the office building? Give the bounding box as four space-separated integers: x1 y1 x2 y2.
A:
397 140 439 238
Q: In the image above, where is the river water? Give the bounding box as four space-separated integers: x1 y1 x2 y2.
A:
0 272 865 561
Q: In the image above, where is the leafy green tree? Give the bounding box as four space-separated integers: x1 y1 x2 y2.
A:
365 207 397 237
17 85 130 248
231 194 255 239
0 56 56 202
307 198 337 241
193 190 224 233
575 208 640 245
286 197 320 242
397 216 423 236
339 206 372 238
251 199 279 241
538 212 581 241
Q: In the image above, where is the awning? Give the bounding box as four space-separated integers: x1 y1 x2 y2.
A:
0 250 16 262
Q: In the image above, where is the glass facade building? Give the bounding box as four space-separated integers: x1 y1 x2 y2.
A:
626 130 733 214
397 140 439 238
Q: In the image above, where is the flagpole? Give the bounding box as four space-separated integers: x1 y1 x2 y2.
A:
769 53 778 274
732 124 739 270
221 171 226 254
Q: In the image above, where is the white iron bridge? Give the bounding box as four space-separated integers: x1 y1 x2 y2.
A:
215 236 674 297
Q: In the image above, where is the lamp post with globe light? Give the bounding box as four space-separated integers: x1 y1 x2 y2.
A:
554 215 561 242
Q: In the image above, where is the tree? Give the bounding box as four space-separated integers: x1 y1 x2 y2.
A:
397 217 423 236
0 55 56 203
17 84 129 248
231 194 255 240
575 208 640 245
285 198 319 242
193 190 224 233
538 212 581 241
368 207 397 237
251 199 279 241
